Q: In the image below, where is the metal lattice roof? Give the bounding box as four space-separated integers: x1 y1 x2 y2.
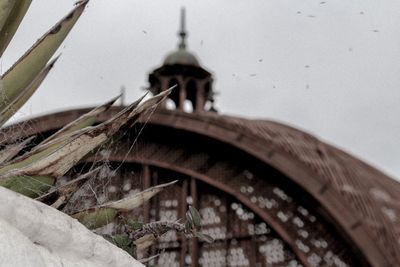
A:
3 107 400 266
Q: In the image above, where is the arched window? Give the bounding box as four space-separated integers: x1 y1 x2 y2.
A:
186 79 197 111
168 78 180 108
148 75 161 95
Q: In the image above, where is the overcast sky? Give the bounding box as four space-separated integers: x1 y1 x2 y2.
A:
2 0 400 179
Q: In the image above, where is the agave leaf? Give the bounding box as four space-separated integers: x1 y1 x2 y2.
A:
0 131 78 174
101 180 178 212
0 174 54 198
0 127 105 177
72 207 118 229
0 135 34 164
40 94 120 145
0 88 170 178
0 0 88 111
127 86 175 118
187 205 202 228
0 0 16 32
0 57 58 126
72 180 177 229
35 166 102 207
25 94 150 177
0 93 144 174
28 91 147 156
0 0 32 57
0 90 170 197
194 232 214 243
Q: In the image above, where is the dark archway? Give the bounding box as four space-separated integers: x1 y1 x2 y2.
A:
168 78 181 109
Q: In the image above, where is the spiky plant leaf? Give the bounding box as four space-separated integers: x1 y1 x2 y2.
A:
72 180 177 229
26 93 143 161
0 125 106 177
0 0 32 57
36 166 102 208
101 180 177 212
0 132 79 174
72 207 118 229
0 90 169 198
0 90 170 198
0 0 16 31
41 94 120 145
194 232 214 244
0 135 34 164
0 174 53 197
0 89 169 181
27 91 146 157
0 0 87 112
0 57 58 126
187 205 201 228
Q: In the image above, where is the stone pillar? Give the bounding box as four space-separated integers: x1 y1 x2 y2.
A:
178 76 186 111
159 77 170 109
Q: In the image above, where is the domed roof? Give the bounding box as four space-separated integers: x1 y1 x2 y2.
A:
5 107 400 266
164 48 199 66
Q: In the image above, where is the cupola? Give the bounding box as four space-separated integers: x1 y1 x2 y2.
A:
148 8 216 113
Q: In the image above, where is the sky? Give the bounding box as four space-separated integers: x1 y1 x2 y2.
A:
2 0 400 179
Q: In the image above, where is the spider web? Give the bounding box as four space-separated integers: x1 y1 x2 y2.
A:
0 96 183 262
0 97 158 223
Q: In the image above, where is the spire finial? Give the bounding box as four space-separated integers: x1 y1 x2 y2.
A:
178 7 187 49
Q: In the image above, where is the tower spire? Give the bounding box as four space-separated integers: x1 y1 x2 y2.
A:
178 7 187 50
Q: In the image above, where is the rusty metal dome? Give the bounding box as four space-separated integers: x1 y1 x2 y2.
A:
164 48 200 66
